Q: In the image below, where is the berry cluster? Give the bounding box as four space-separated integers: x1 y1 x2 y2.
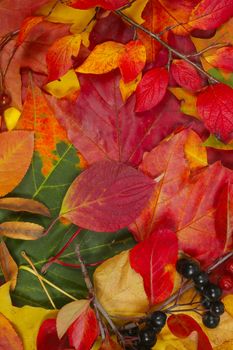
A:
176 258 225 328
218 259 233 291
122 311 167 350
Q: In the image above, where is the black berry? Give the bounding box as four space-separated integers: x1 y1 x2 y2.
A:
203 283 222 301
202 312 220 328
139 328 157 347
123 326 139 337
210 301 225 316
150 311 167 328
176 258 200 279
201 297 211 309
0 91 11 110
193 271 209 287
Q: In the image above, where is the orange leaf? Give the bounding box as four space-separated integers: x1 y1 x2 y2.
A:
46 34 82 81
0 198 50 217
76 41 125 74
205 46 233 72
0 312 23 350
17 74 68 176
0 130 34 197
16 16 44 46
0 241 18 290
0 222 44 240
118 40 146 83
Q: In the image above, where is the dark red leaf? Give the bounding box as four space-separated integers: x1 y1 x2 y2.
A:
64 0 129 10
37 319 70 350
129 229 178 304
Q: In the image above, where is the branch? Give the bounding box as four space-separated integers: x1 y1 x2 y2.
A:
115 10 219 84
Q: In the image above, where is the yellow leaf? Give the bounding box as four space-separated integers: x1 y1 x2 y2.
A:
37 0 95 33
45 69 80 99
203 134 233 150
0 241 18 290
119 73 142 102
0 282 57 350
0 222 44 240
56 299 89 338
93 250 149 318
184 130 208 171
169 87 200 119
122 0 149 24
4 107 21 131
76 41 125 74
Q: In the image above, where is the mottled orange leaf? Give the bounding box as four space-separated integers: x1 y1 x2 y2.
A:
16 16 44 46
0 198 50 217
189 0 233 30
0 241 18 290
17 75 68 176
0 131 34 197
76 41 125 74
118 40 146 83
197 83 233 141
46 34 82 81
0 222 44 240
0 312 23 350
171 59 204 92
205 46 233 72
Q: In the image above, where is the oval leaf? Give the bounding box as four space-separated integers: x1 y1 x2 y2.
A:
129 229 178 304
37 319 69 350
0 131 34 197
0 222 44 240
135 67 169 112
171 59 204 92
197 83 233 141
0 198 50 217
0 313 24 350
60 160 154 232
57 300 90 339
167 314 213 350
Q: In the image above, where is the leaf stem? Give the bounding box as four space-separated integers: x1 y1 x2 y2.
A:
115 10 219 84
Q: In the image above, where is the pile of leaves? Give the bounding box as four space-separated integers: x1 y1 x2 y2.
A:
1 0 233 349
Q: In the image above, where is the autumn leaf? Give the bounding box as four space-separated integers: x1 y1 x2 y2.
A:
196 83 233 141
203 134 233 150
171 59 204 92
135 67 169 112
0 198 50 217
37 319 70 350
129 229 178 304
0 312 24 350
16 16 44 46
4 107 21 131
167 314 213 350
0 241 18 290
205 47 233 72
118 40 146 83
46 34 82 81
63 0 129 10
60 160 154 232
0 131 34 197
119 73 142 102
189 0 233 31
94 250 149 317
169 87 200 119
99 335 123 349
0 222 45 240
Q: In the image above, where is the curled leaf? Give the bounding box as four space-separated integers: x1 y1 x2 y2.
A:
0 222 44 240
0 241 18 290
0 198 50 217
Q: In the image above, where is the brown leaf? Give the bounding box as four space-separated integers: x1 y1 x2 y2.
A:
0 198 50 217
0 222 44 240
0 241 18 290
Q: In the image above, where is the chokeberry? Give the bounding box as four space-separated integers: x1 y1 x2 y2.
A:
210 301 225 316
176 258 200 279
201 297 211 309
139 328 157 347
0 91 11 110
202 312 220 328
150 311 167 329
193 271 209 287
226 260 233 275
219 274 233 290
122 326 139 337
203 283 222 301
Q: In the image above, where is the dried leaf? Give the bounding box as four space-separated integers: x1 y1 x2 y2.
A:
60 160 154 232
0 312 24 350
135 67 169 112
129 229 178 304
0 222 44 240
0 131 34 197
0 241 18 290
57 300 90 339
0 198 50 217
197 83 233 141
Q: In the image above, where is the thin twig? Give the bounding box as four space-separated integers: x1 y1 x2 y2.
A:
115 10 219 84
186 43 230 57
